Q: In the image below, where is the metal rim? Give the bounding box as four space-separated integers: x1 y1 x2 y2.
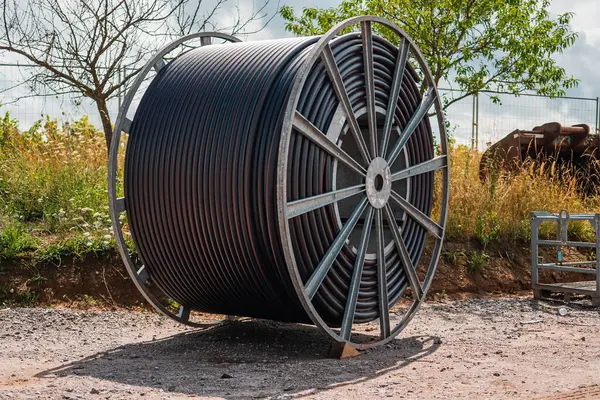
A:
277 16 450 349
108 32 241 327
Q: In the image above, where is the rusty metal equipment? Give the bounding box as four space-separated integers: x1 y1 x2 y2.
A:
108 16 449 349
480 122 599 181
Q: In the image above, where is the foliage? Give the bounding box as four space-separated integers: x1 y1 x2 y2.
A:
0 111 19 147
468 250 489 273
0 0 273 149
475 211 500 249
280 0 579 107
0 221 38 259
0 286 38 307
443 250 466 266
0 113 120 262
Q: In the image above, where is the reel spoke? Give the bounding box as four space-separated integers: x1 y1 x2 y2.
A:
293 111 367 177
361 21 378 158
305 197 369 300
384 203 423 301
340 206 375 341
391 155 447 182
321 43 372 165
389 190 443 239
376 209 391 339
387 88 437 167
381 39 410 158
287 184 366 219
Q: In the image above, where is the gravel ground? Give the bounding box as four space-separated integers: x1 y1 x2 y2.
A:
1 297 599 399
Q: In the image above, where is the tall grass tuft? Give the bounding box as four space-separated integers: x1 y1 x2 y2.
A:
446 145 600 245
0 113 116 261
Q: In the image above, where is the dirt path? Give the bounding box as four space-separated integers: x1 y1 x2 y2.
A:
1 297 599 399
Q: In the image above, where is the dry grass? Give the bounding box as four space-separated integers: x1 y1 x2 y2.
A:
446 145 600 245
1 113 599 261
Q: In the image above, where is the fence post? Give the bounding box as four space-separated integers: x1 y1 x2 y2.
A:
594 97 600 133
531 213 540 298
471 94 476 150
595 214 600 305
475 93 480 151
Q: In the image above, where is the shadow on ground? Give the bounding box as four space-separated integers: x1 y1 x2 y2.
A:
36 319 440 398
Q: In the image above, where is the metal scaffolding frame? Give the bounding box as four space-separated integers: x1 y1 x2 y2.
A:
531 210 600 306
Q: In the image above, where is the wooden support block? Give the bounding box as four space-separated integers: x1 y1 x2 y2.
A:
564 292 571 302
592 298 600 307
533 289 543 299
328 341 360 359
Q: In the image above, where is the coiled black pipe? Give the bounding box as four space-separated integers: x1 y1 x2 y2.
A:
124 32 433 326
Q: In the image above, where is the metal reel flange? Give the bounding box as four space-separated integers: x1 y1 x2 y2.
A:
278 16 450 349
108 32 241 327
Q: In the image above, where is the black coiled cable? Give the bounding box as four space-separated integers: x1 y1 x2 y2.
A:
125 33 433 325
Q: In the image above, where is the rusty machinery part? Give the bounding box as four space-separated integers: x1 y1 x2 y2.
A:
108 16 449 349
480 122 599 182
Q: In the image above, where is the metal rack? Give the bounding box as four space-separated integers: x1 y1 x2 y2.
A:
531 210 600 306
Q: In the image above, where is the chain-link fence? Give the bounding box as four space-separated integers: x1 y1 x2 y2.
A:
1 63 599 150
440 88 599 150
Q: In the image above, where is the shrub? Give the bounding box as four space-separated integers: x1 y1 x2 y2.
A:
0 220 38 259
468 250 489 274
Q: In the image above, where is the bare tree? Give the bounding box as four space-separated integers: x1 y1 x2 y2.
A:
0 0 273 149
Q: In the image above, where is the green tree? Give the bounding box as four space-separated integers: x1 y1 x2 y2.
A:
280 0 579 108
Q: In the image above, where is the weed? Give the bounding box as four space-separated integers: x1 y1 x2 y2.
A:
587 250 597 262
28 271 48 284
0 283 38 306
444 146 600 243
15 290 38 306
166 298 180 312
0 113 117 261
0 287 39 307
83 294 98 306
35 234 114 263
468 250 489 274
431 290 448 302
443 250 466 266
475 211 500 249
0 221 38 259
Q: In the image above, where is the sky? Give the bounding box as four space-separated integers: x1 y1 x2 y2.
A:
1 0 599 147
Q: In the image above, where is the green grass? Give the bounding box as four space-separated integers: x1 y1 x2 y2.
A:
0 221 38 259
